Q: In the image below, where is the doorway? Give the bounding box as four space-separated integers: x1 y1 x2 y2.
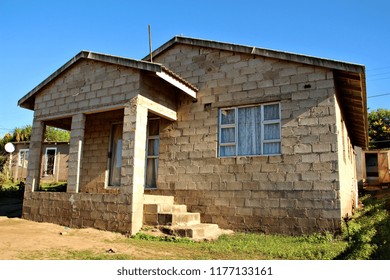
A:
108 123 123 187
145 118 159 189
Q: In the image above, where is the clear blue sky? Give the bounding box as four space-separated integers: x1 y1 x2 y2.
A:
1 0 389 136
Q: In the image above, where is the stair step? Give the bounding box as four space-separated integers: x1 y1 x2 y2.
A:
144 194 174 205
158 212 200 226
161 224 233 241
144 204 187 214
142 194 234 241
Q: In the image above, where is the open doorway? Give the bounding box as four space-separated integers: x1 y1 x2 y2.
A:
365 153 379 178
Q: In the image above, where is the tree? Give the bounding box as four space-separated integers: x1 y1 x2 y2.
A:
368 108 390 149
44 126 70 142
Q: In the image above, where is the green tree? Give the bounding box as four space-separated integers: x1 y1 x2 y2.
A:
44 126 70 142
368 108 390 149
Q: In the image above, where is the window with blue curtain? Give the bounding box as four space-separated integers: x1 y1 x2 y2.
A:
218 103 281 157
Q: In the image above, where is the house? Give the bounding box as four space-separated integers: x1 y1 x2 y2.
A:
18 36 368 236
9 142 69 183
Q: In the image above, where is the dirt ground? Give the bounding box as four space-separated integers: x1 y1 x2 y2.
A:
0 197 166 260
0 217 133 259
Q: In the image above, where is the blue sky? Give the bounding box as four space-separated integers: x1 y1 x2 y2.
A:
1 0 389 136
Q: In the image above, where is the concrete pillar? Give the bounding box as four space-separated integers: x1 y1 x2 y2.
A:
122 97 148 234
25 118 45 192
67 113 86 193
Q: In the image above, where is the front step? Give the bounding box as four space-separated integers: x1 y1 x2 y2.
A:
143 194 233 241
144 194 174 205
158 212 200 226
161 223 226 241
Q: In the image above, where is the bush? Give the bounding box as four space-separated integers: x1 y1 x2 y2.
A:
0 181 25 198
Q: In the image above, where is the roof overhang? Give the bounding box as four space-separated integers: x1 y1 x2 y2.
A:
334 70 368 148
18 51 198 110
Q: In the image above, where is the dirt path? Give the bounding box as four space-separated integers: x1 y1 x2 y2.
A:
0 217 156 260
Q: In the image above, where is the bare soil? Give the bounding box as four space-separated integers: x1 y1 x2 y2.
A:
0 197 169 260
0 215 168 259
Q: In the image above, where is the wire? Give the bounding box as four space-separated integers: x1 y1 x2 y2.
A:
367 93 390 98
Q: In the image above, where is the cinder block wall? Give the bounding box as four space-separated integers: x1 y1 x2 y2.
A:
148 44 344 234
32 60 139 119
22 192 132 233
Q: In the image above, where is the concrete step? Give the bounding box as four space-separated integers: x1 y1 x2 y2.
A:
144 204 187 214
142 193 234 241
158 212 200 226
161 224 234 241
144 194 174 205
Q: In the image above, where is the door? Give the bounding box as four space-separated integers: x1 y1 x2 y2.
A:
378 152 390 184
108 123 123 187
44 148 57 176
145 118 159 189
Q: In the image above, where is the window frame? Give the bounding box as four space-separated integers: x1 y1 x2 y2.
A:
218 102 281 157
44 147 57 175
18 149 29 168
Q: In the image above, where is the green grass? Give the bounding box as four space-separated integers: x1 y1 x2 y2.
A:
335 194 390 260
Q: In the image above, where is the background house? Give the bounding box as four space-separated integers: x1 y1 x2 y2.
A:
18 36 368 236
10 142 69 183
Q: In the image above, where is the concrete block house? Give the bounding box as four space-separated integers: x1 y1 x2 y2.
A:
18 36 368 237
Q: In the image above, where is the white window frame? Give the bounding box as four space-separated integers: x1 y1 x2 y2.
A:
218 102 281 157
44 147 57 175
18 149 29 167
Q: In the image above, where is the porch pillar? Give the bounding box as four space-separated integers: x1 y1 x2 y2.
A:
25 118 45 192
122 97 148 234
67 113 86 193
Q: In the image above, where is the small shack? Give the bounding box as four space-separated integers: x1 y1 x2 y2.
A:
358 148 390 186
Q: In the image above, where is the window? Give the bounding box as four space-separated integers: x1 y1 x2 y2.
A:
19 149 29 168
145 118 159 189
219 103 281 157
44 148 57 175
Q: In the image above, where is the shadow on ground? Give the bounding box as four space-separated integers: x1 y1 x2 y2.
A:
0 197 23 218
